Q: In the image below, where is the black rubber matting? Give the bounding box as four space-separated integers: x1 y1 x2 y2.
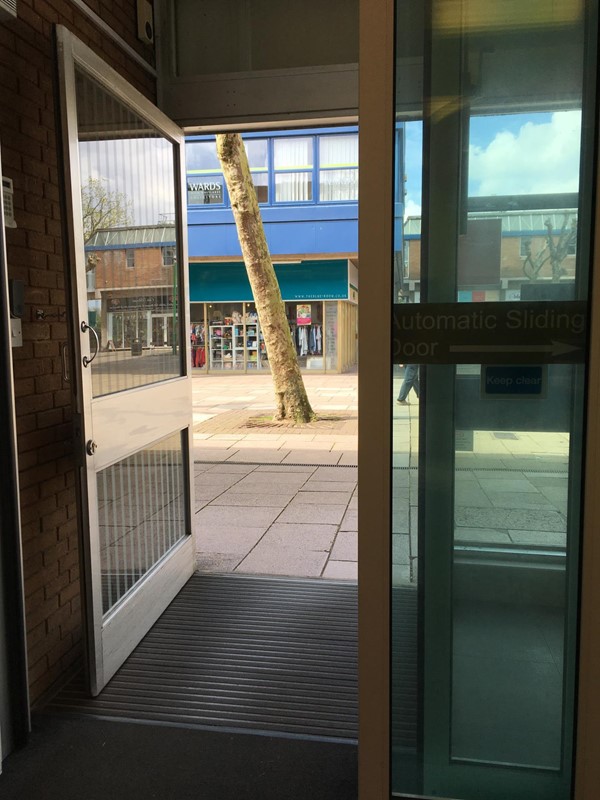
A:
45 573 359 742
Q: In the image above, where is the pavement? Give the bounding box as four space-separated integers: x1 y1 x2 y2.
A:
192 370 569 584
192 373 359 580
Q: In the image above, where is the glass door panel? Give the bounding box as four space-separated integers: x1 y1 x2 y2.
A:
390 0 595 797
58 27 194 695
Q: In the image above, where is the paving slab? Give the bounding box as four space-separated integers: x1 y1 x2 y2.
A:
340 509 358 531
313 466 358 481
330 531 358 561
393 534 410 565
322 560 358 581
196 554 243 573
456 506 566 532
228 473 310 491
256 523 337 550
209 492 296 508
277 502 347 525
485 491 556 510
236 547 329 578
301 480 357 493
195 505 283 527
195 526 267 555
203 464 257 474
294 491 353 505
281 450 341 465
454 527 513 544
227 449 287 463
254 464 317 474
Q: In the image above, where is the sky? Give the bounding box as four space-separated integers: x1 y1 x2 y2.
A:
79 110 582 228
403 109 582 219
79 137 176 228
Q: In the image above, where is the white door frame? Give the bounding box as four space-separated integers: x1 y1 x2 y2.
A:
56 25 195 694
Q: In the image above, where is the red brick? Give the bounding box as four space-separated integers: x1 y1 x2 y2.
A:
44 570 70 601
58 580 79 606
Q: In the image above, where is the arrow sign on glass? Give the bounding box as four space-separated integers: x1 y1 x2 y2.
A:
392 301 587 365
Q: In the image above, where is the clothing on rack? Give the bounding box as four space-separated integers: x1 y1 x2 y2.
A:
297 326 308 356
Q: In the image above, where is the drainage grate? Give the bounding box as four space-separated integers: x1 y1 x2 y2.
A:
45 574 359 742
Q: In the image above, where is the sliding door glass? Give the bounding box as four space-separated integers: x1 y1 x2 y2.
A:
391 1 596 797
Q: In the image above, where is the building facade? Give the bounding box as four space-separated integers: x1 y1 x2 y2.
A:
403 205 578 303
186 128 362 373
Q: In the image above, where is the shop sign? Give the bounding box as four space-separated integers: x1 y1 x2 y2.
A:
297 304 312 325
482 365 546 398
455 430 474 451
187 181 223 204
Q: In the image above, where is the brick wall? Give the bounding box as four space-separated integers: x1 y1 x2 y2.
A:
95 246 174 288
407 235 577 283
0 0 156 703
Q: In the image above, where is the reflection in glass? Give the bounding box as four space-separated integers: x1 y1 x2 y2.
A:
390 0 590 797
76 67 182 397
97 431 187 614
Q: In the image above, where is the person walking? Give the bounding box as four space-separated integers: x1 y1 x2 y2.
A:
397 364 419 405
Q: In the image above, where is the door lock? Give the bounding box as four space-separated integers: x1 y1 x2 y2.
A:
86 439 98 456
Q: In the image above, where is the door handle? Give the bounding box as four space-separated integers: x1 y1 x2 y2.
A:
61 342 70 382
86 439 98 456
81 321 99 367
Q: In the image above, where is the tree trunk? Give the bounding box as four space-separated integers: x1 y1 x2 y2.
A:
216 133 316 422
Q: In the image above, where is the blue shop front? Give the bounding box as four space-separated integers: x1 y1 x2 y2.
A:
189 259 358 373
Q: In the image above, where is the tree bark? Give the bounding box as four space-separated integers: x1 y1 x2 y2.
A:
216 133 316 422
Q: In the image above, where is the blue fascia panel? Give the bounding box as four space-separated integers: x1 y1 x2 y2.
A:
189 259 349 302
188 219 358 258
186 203 358 226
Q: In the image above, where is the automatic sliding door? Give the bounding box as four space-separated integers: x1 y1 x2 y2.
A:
391 0 596 798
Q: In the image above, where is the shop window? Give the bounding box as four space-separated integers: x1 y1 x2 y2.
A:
274 136 313 202
186 138 225 206
520 237 531 257
162 246 176 267
244 138 269 203
186 140 221 172
125 249 135 269
285 301 323 370
318 134 358 201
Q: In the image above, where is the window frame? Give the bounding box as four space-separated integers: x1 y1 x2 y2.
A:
272 135 315 205
317 132 359 204
162 245 176 267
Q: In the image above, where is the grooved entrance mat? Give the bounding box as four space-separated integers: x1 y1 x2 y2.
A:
45 574 359 741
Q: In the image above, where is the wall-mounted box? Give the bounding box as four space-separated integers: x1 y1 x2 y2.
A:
2 177 16 228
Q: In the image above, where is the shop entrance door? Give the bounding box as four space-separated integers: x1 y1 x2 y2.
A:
57 27 194 695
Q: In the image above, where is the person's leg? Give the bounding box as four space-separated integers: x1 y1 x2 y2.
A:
412 366 420 398
398 365 415 402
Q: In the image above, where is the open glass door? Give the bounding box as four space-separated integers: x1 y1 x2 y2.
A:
388 0 598 798
57 27 194 694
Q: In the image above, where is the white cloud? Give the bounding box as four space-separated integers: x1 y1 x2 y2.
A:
80 137 176 226
469 111 581 196
404 198 422 219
